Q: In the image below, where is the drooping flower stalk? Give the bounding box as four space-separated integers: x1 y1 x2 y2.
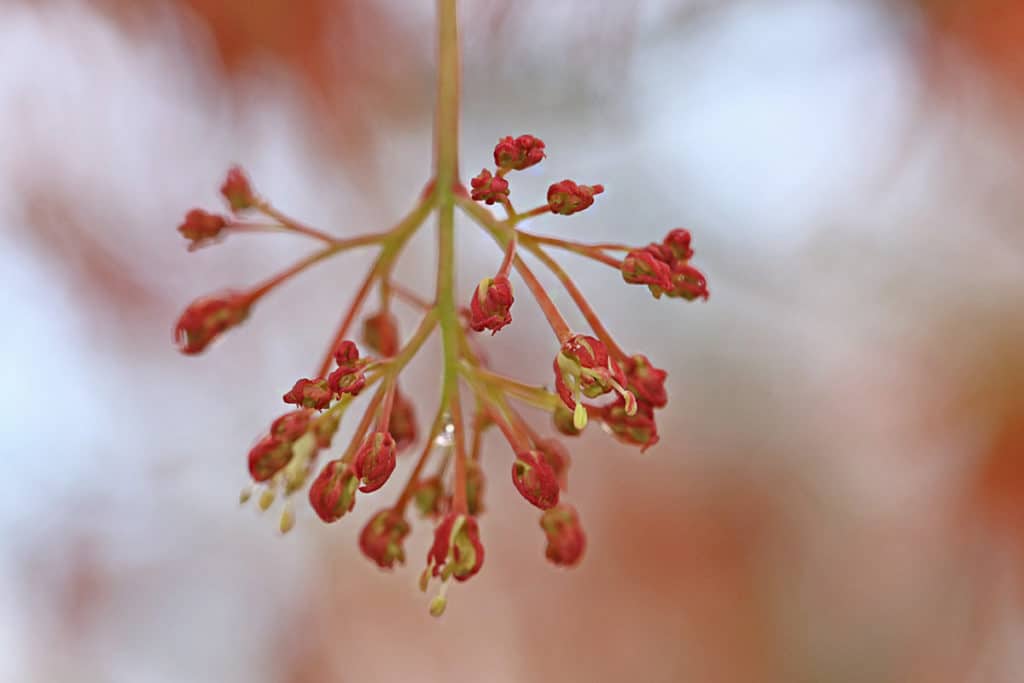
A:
171 0 709 617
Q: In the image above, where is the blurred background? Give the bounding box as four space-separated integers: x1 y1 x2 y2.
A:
2 0 1023 681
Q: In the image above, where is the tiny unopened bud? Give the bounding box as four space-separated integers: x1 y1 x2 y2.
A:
469 275 514 334
493 134 546 172
623 354 668 409
174 291 251 355
178 209 227 251
359 509 410 569
511 451 560 510
601 399 660 452
413 476 446 519
258 488 276 511
387 391 418 452
239 485 253 504
535 438 571 491
353 432 398 493
621 247 673 294
540 504 586 567
362 312 400 357
283 378 333 410
248 435 292 482
470 169 510 205
308 460 358 523
220 165 256 211
547 180 604 216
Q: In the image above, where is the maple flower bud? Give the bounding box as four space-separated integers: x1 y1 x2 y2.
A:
283 378 333 410
247 435 292 482
539 504 586 567
466 460 486 516
174 290 251 355
534 438 571 490
511 450 560 510
470 169 510 205
177 209 227 250
662 228 694 262
359 509 411 569
426 512 484 583
387 391 418 452
469 275 514 334
333 340 361 367
546 180 604 216
667 262 710 301
621 247 673 293
220 165 256 211
308 460 358 523
601 399 660 452
327 367 366 397
271 409 313 441
493 134 546 171
353 432 398 493
362 311 400 357
414 476 446 519
623 354 668 409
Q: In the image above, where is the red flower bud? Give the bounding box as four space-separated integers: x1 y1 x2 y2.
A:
662 228 694 262
546 180 604 216
327 366 366 397
468 275 514 334
534 438 571 491
413 476 446 519
333 340 361 367
539 504 586 567
270 409 313 441
177 209 227 251
308 460 358 523
666 262 709 301
623 354 668 409
621 247 673 293
427 512 484 582
601 399 660 452
283 378 333 410
173 290 251 355
387 391 418 452
493 134 546 171
511 450 560 510
359 509 411 569
247 435 292 482
353 431 398 493
220 165 255 211
470 169 510 205
362 312 400 356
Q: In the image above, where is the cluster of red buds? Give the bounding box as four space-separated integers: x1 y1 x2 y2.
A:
173 130 708 614
172 127 708 614
172 6 707 619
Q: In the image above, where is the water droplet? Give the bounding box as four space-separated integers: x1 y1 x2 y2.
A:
433 415 456 447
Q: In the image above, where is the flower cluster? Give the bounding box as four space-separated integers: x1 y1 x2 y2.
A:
172 8 708 618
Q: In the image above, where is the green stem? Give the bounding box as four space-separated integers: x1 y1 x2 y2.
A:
435 0 469 515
